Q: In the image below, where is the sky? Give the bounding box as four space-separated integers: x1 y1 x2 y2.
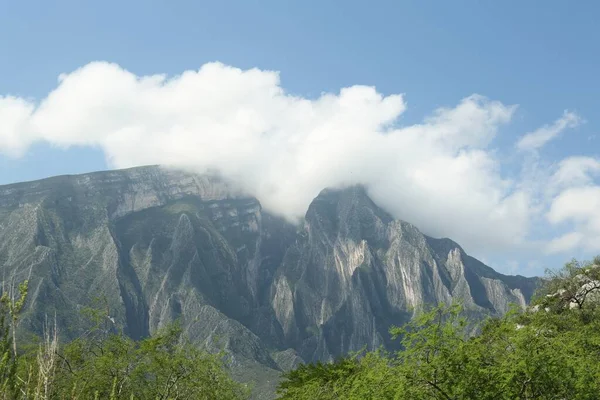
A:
1 0 599 276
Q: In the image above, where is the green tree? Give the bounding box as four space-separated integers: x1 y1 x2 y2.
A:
278 256 600 400
277 350 401 400
0 279 248 400
50 323 249 399
0 280 28 399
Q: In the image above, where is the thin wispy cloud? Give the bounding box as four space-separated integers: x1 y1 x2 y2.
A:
516 111 582 151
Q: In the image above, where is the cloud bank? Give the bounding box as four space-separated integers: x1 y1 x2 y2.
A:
0 61 596 260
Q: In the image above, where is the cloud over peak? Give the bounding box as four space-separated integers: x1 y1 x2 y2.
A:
0 61 594 264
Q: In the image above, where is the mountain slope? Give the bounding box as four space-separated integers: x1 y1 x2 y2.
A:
0 166 538 398
270 186 536 362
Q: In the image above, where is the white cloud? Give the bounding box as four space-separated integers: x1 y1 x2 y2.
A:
546 187 600 253
550 156 600 191
547 187 600 225
516 110 582 151
0 96 35 157
546 232 585 254
0 61 592 262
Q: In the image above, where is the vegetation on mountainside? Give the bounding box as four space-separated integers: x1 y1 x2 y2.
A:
0 284 249 399
277 257 600 399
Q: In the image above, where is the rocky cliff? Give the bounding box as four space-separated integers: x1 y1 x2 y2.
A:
0 165 538 398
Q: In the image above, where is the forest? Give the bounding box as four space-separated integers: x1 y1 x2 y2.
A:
1 257 599 399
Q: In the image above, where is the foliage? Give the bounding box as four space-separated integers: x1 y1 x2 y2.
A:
49 323 248 399
277 257 600 399
277 351 401 400
0 280 249 400
0 280 28 399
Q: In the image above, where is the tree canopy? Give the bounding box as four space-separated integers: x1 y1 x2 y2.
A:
277 257 600 399
0 283 249 400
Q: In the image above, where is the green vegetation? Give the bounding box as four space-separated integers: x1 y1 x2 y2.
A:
2 257 598 399
277 257 600 399
0 283 249 399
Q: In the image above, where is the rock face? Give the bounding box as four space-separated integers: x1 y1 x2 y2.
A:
0 165 538 398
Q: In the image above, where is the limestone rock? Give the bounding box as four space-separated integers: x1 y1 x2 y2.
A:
0 166 539 399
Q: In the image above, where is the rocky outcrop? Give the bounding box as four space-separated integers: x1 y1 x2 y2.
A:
269 186 537 362
0 166 539 398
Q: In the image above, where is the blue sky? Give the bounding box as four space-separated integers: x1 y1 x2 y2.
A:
1 0 599 275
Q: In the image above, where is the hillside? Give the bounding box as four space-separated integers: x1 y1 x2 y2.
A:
0 165 538 398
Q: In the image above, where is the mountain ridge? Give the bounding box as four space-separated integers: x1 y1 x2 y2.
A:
0 165 539 399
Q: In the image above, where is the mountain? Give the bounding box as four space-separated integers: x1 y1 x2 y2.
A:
0 165 538 398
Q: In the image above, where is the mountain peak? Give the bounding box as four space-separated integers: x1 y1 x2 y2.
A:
0 167 539 398
308 184 392 219
315 184 369 198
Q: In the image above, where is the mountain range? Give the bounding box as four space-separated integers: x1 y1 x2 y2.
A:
0 165 539 398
